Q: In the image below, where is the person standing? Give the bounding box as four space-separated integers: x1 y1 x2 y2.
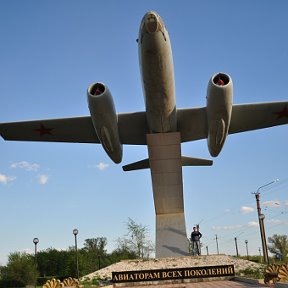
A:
191 226 202 256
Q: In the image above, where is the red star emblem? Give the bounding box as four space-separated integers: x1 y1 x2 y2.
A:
274 105 288 119
35 123 53 136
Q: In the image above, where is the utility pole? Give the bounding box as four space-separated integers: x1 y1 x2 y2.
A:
252 180 277 264
254 192 269 264
215 234 219 254
234 237 239 257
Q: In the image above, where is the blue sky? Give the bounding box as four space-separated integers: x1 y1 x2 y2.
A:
0 0 287 265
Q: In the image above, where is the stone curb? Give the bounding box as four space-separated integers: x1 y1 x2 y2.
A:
275 283 288 288
233 276 264 285
234 276 288 287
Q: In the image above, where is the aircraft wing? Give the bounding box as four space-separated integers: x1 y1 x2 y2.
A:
0 116 100 143
229 101 288 134
177 107 208 142
0 102 287 145
177 101 288 142
0 112 149 144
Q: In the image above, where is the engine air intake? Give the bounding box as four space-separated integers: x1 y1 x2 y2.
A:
213 73 230 86
90 83 105 96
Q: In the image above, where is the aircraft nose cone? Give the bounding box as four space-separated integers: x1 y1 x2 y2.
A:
145 12 158 33
142 11 163 34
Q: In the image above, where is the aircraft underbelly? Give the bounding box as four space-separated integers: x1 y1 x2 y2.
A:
139 30 176 133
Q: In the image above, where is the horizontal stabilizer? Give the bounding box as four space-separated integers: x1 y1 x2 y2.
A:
122 159 150 171
181 156 213 166
122 156 213 171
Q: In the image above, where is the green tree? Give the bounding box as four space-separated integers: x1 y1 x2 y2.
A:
1 252 38 287
124 218 154 259
82 237 108 273
37 248 75 279
83 237 107 255
112 237 138 260
268 234 288 260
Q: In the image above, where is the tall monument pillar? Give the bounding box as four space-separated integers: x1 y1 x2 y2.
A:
147 132 189 257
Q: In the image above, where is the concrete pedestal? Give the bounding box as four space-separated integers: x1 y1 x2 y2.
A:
147 132 189 257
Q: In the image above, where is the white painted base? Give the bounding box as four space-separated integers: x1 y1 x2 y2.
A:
156 213 189 257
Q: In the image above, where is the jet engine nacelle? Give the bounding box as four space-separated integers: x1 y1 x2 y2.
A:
87 83 122 163
206 73 233 157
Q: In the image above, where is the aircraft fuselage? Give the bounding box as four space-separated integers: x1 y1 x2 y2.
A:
138 12 177 133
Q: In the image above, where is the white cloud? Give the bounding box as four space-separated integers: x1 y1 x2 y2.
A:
0 174 8 184
96 162 109 171
262 200 281 208
211 220 261 232
212 224 243 231
267 219 288 225
240 206 254 214
37 174 48 185
10 161 40 171
21 248 33 255
247 221 259 228
0 173 16 184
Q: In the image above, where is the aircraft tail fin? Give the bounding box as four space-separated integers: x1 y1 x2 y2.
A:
122 156 212 171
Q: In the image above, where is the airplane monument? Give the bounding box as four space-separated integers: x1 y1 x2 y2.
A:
0 11 287 258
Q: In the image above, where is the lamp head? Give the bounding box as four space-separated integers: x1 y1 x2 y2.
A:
73 229 78 236
33 238 39 244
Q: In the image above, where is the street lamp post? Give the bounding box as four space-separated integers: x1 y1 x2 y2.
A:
73 229 80 280
33 238 39 288
245 240 249 258
98 255 101 270
33 238 39 264
252 180 278 264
